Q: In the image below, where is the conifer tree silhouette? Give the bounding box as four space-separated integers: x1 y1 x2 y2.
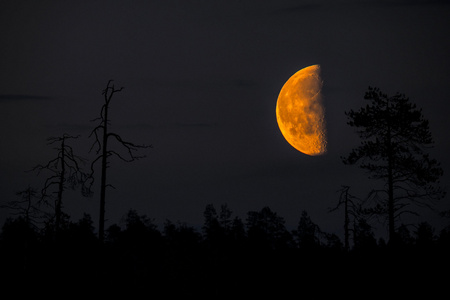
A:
342 87 444 244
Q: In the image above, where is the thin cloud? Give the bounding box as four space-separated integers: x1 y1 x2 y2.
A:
273 0 449 15
272 3 322 15
46 122 93 131
0 94 53 102
176 122 218 128
231 79 259 89
376 0 450 6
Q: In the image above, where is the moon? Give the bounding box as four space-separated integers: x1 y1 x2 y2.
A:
276 65 327 156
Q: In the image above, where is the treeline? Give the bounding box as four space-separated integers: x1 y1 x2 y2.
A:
1 204 449 295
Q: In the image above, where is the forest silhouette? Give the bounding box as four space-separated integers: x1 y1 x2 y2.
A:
1 83 449 295
1 205 450 295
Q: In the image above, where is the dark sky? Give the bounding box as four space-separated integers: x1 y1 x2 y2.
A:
1 0 449 238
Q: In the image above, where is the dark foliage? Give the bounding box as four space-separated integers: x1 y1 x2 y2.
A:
1 205 449 296
342 86 445 242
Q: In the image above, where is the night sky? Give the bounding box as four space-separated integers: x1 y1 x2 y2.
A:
1 0 449 238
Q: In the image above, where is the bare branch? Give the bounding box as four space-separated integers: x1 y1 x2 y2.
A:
85 155 103 187
89 80 149 242
107 132 151 161
89 124 104 153
105 184 116 190
107 150 134 162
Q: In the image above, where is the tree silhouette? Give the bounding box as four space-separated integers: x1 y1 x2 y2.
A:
352 218 377 252
164 220 201 250
2 201 450 292
202 203 222 243
32 134 88 234
330 185 361 251
202 204 239 244
0 216 39 274
246 207 293 250
1 186 42 229
0 187 43 274
342 87 445 243
396 224 414 248
87 80 151 242
414 221 435 250
295 210 322 250
219 203 233 232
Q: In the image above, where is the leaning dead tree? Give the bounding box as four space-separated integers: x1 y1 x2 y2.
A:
87 80 151 242
32 134 88 234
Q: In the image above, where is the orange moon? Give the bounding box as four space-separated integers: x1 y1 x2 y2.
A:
276 65 327 156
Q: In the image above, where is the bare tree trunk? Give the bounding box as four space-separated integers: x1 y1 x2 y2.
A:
344 188 350 251
88 80 150 242
55 137 65 235
343 86 444 247
386 100 395 244
387 151 395 243
99 101 109 242
32 134 87 239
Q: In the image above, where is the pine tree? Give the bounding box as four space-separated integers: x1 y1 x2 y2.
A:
342 86 444 243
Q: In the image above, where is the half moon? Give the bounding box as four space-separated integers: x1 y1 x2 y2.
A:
276 65 327 156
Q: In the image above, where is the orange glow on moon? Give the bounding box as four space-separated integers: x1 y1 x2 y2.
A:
276 65 327 156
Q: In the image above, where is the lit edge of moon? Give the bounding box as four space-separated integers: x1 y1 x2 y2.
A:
276 64 327 156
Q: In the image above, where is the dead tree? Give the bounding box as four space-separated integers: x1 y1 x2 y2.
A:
0 186 44 272
32 134 88 234
330 185 361 251
1 186 42 229
87 80 151 242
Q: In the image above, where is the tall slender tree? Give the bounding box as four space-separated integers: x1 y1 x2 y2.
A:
330 185 361 251
342 86 444 244
87 80 151 242
32 134 88 234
